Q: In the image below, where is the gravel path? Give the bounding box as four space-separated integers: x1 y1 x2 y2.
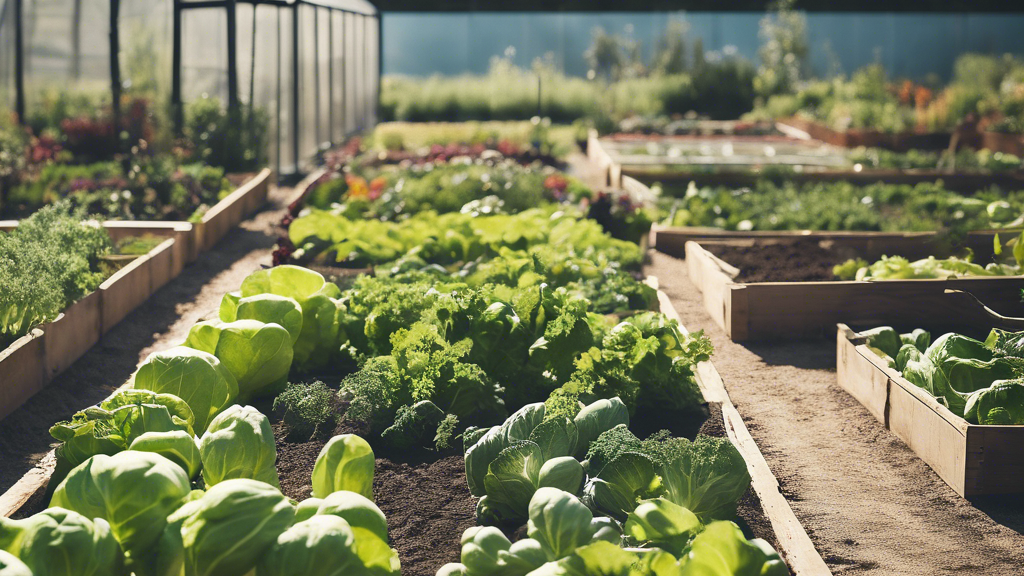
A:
0 183 296 495
647 249 1024 575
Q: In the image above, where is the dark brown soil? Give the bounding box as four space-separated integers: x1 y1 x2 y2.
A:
704 241 843 283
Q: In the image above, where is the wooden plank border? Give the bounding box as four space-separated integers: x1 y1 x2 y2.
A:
685 240 1024 342
196 168 273 253
657 287 831 576
837 324 1024 497
587 130 619 188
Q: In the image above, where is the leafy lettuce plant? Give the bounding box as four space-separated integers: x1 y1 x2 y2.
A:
184 319 294 401
199 405 280 488
49 451 192 575
584 430 750 525
48 389 196 489
311 434 375 499
0 508 126 576
437 488 621 576
133 346 239 433
464 399 628 524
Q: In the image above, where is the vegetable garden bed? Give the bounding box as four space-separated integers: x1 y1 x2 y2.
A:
0 223 183 421
591 131 1024 193
683 240 1024 341
776 117 954 152
0 277 830 576
837 323 1024 498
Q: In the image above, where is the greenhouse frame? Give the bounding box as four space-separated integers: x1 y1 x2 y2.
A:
0 0 380 176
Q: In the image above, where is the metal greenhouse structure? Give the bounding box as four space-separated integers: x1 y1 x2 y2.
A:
0 0 380 176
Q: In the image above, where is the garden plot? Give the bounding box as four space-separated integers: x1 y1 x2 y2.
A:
592 132 1024 192
837 323 1024 497
683 239 1024 341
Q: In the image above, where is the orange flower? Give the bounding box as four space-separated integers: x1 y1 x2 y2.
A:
345 175 370 199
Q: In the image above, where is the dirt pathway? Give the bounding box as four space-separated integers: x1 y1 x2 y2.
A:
647 250 1024 575
0 183 297 494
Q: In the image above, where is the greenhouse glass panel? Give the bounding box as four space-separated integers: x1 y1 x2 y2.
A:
181 7 228 104
0 0 15 111
331 8 345 140
298 3 317 162
23 0 111 126
317 6 330 148
277 5 296 175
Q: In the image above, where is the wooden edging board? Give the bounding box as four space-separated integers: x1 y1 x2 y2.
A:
836 323 1024 497
0 225 184 421
195 168 273 254
654 224 1009 263
652 279 831 576
1 274 829 575
684 240 1024 342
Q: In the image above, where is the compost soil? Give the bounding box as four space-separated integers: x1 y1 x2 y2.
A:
647 249 1024 575
703 241 844 283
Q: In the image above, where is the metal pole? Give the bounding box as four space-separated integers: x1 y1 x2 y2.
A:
327 9 334 145
71 0 81 80
275 6 281 178
376 13 382 126
313 7 320 148
339 11 345 136
171 0 182 134
291 2 300 172
13 0 24 123
226 0 239 114
109 0 121 135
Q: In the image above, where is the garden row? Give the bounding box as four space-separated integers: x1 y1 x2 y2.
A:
625 164 1024 503
0 149 825 575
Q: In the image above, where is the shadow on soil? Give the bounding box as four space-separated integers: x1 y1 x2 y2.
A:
0 225 276 495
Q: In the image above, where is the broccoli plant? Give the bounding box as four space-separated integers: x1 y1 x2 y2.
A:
273 381 339 440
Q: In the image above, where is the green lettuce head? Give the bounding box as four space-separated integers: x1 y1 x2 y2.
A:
180 479 296 576
0 508 125 576
133 346 239 433
199 405 280 487
312 434 375 499
228 294 304 346
49 451 191 572
965 379 1024 425
128 430 202 479
184 319 294 401
0 551 30 576
314 491 400 572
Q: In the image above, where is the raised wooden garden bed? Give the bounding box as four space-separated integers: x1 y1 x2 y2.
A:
0 226 179 421
0 276 832 576
654 225 1009 263
776 117 955 152
592 131 1024 193
837 320 1024 498
684 240 1024 342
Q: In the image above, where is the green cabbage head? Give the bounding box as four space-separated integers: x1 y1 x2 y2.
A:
128 430 202 479
314 492 401 573
199 404 280 487
0 508 125 576
133 346 239 433
180 479 296 576
0 551 30 576
184 319 294 401
312 434 375 499
49 451 191 572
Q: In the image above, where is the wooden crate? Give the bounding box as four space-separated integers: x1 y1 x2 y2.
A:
837 324 1024 497
0 277 832 576
685 240 1024 341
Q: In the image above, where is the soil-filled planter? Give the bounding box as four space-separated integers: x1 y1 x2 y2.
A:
653 225 1012 263
194 168 273 255
981 131 1024 157
837 322 1024 498
0 281 831 576
592 134 1024 193
684 240 1024 342
0 226 182 421
777 117 955 152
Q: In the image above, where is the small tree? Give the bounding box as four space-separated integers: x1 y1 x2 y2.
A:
652 20 689 76
585 27 624 82
755 0 809 98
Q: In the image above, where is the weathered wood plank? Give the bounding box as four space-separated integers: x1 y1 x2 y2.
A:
658 290 831 576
